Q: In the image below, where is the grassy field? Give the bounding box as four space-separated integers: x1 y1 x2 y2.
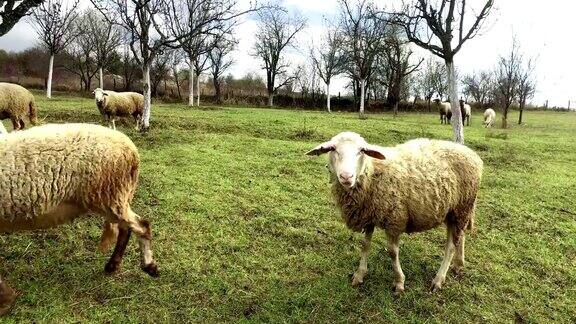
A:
1 93 576 322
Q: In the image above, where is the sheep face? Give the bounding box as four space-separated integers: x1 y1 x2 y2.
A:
307 132 385 189
93 88 108 106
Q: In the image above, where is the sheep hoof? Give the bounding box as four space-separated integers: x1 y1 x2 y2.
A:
429 280 443 293
141 262 159 278
0 282 17 316
392 283 404 296
351 272 365 286
452 266 464 277
104 261 120 274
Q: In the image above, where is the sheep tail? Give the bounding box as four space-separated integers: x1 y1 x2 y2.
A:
98 221 119 253
28 100 38 125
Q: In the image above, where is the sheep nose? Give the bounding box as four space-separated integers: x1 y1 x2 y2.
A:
339 172 353 181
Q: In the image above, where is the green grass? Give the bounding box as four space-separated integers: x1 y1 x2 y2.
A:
2 94 576 322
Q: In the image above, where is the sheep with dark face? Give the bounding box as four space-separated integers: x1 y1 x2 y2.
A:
460 99 471 126
307 132 483 294
93 88 144 130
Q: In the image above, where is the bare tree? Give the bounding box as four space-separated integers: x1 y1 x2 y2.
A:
0 0 44 36
462 70 493 107
310 23 346 112
378 26 423 115
339 0 386 118
395 0 494 143
517 59 536 125
208 34 236 104
252 6 306 107
416 57 446 111
30 0 80 98
170 49 186 99
495 40 521 128
161 0 260 107
150 49 172 97
63 14 99 91
82 9 122 89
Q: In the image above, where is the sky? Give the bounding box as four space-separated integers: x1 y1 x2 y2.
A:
1 0 574 108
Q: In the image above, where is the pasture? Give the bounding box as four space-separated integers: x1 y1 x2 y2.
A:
1 94 575 322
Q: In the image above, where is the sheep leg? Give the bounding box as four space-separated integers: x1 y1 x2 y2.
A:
431 225 455 292
104 226 132 274
111 119 116 130
351 224 374 286
10 117 20 131
0 278 17 316
387 234 405 295
453 233 465 275
122 208 158 277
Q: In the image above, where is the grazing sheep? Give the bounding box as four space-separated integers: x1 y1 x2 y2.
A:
460 99 471 126
307 132 483 294
434 99 452 124
0 123 158 315
484 108 496 127
0 82 38 132
93 88 144 130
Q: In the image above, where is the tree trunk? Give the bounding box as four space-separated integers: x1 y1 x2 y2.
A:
196 74 200 106
359 78 366 118
393 101 399 117
174 67 181 100
446 61 464 144
214 78 221 104
502 105 509 128
518 101 524 124
268 92 274 107
326 82 331 113
188 59 194 106
47 54 54 99
141 64 152 131
99 67 104 89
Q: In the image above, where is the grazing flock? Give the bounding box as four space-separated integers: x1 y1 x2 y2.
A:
0 82 500 315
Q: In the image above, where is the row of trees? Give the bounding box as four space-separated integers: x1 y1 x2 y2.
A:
2 0 503 141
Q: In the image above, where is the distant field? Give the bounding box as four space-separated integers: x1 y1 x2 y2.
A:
1 94 575 322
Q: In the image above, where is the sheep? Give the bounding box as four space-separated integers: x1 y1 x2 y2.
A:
460 99 471 126
306 132 483 294
434 99 452 124
483 108 496 127
93 88 144 130
0 82 38 132
0 123 158 315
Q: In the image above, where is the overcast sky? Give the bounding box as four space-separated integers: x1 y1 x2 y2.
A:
1 0 574 107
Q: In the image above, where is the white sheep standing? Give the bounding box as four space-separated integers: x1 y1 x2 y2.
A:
93 88 144 130
434 99 452 124
459 99 471 126
307 132 483 294
0 123 158 315
483 108 496 127
0 82 38 132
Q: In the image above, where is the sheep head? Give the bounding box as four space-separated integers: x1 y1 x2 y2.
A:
93 88 109 105
307 132 385 189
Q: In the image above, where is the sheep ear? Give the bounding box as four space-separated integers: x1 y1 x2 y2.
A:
306 142 335 156
103 92 109 96
362 145 386 160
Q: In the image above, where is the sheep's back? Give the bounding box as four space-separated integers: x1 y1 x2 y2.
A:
0 124 140 221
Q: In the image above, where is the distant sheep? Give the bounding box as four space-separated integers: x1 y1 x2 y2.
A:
460 99 471 126
307 132 483 294
434 99 452 124
0 82 38 132
93 88 144 130
0 123 158 315
484 108 496 127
